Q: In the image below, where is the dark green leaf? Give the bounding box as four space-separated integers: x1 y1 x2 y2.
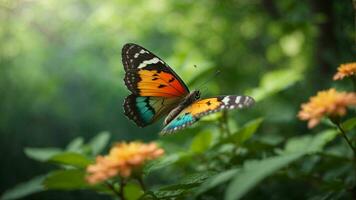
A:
225 153 304 200
49 152 92 168
0 175 45 200
160 171 215 191
24 147 62 162
66 137 84 152
43 169 89 190
124 183 144 200
246 68 302 102
216 118 263 146
144 153 184 174
341 117 356 132
234 118 263 144
282 130 338 154
88 131 110 155
195 168 239 196
190 131 213 153
152 190 186 199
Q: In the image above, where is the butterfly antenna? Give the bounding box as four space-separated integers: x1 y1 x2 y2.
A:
200 86 210 94
197 70 221 91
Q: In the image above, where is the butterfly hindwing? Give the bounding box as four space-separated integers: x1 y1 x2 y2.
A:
161 95 255 134
124 94 182 127
122 43 189 97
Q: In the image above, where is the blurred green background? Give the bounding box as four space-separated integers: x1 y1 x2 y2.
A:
0 0 355 199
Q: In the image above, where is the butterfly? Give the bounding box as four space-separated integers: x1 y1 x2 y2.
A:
122 43 255 134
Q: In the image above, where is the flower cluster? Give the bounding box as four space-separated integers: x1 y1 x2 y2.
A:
333 62 356 80
298 89 356 128
86 141 164 184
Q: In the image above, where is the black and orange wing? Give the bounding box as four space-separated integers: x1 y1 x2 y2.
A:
122 43 189 127
122 43 189 97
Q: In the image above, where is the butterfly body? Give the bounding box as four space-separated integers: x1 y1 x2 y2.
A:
164 90 201 126
122 43 255 134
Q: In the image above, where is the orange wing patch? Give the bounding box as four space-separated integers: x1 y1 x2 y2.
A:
138 69 187 97
185 98 221 115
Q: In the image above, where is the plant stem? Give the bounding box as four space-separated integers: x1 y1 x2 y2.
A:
119 179 126 200
223 110 231 136
219 110 231 137
105 181 122 199
137 176 146 191
336 123 356 156
352 76 356 92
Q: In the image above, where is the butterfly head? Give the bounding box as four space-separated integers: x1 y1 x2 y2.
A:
181 90 201 107
193 90 201 100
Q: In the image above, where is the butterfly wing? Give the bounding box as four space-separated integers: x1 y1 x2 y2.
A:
123 94 182 127
161 95 255 134
122 43 189 97
122 43 189 127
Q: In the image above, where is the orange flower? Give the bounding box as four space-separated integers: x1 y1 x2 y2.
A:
298 89 356 128
86 141 164 184
333 62 356 80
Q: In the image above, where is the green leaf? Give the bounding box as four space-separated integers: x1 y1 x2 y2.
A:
24 147 62 162
88 131 110 155
160 171 215 191
149 172 215 200
234 118 263 144
124 183 144 200
144 153 184 174
152 190 186 199
225 153 304 200
0 175 46 200
224 130 339 200
216 118 263 146
282 129 338 154
49 152 92 168
190 131 213 153
341 117 356 131
200 112 222 122
195 168 239 196
43 169 89 190
66 137 84 152
246 68 302 102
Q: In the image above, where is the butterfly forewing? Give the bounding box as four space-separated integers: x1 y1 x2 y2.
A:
122 43 189 97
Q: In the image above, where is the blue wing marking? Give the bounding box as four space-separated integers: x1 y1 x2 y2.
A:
163 113 194 132
135 97 154 123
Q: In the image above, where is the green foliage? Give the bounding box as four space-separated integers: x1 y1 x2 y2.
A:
282 130 339 155
225 153 303 200
247 68 303 102
1 0 355 199
228 118 263 145
341 117 356 132
159 172 216 191
66 137 85 152
24 148 62 162
195 168 239 196
88 131 111 155
49 152 92 168
190 131 213 153
44 170 89 190
124 183 143 200
0 176 45 200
